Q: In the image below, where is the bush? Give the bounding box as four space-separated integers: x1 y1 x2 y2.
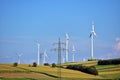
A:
44 63 50 66
13 62 18 67
86 66 98 75
32 62 37 67
28 64 31 67
66 65 98 75
98 59 120 65
52 63 56 68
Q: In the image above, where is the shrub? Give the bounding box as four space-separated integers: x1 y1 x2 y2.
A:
66 65 98 75
44 63 50 66
13 62 18 67
86 66 98 75
28 64 31 67
32 62 37 67
52 63 56 68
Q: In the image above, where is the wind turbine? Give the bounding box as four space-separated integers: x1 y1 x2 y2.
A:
37 43 40 65
89 21 96 60
43 50 48 64
72 45 75 62
16 53 23 64
66 33 69 62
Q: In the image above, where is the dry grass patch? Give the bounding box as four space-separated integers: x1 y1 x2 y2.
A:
19 64 101 79
99 71 120 75
0 72 52 79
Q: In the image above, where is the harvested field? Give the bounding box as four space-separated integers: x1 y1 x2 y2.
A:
0 72 52 79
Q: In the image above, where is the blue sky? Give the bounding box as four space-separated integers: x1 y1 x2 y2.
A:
0 0 120 64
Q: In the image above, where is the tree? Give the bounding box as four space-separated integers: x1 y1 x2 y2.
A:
52 63 56 68
13 62 18 67
32 62 37 67
44 63 50 66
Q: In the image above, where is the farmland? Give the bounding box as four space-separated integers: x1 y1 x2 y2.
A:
0 61 120 80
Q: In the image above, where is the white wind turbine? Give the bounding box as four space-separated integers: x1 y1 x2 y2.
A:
43 50 48 64
89 21 97 60
16 53 23 64
66 33 69 62
72 45 75 62
37 43 40 65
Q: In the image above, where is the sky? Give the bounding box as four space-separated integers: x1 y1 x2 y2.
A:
0 0 120 64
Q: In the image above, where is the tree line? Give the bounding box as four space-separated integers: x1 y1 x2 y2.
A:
98 58 120 65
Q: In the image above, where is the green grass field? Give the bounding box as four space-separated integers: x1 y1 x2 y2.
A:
0 61 120 80
95 65 120 79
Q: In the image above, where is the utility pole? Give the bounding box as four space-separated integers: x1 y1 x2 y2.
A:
52 38 65 80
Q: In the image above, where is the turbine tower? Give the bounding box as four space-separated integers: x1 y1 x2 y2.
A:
72 45 75 62
16 53 23 64
66 33 69 62
37 43 40 65
43 50 47 64
89 21 96 60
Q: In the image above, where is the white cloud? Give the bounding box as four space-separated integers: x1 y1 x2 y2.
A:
114 37 120 56
16 36 33 39
114 42 120 53
100 37 120 59
115 37 120 42
0 56 12 59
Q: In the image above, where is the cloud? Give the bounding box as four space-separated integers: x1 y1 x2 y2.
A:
99 37 120 60
113 37 120 56
16 36 33 39
0 56 12 59
115 37 120 42
114 42 120 53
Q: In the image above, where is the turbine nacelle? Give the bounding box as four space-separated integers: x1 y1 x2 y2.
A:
90 22 97 38
16 53 23 57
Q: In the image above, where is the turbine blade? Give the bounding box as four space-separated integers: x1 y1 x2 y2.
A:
89 33 92 38
94 32 97 36
66 33 69 39
20 53 23 56
45 52 48 58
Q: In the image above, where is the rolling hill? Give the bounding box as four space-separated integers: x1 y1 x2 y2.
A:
0 60 120 80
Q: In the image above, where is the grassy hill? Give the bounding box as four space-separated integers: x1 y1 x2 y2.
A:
0 64 101 80
0 60 120 80
65 60 120 79
96 65 120 79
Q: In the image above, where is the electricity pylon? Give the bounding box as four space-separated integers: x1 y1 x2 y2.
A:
52 38 65 80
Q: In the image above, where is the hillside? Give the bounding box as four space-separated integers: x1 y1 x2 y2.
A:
64 60 120 79
0 64 101 80
0 60 120 80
